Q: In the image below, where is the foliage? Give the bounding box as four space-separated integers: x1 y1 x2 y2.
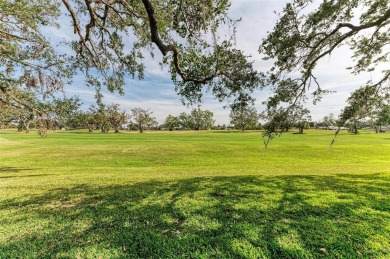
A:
0 0 71 107
178 112 194 129
229 105 259 131
106 104 128 133
74 111 96 133
0 87 40 132
261 108 289 149
90 105 111 133
339 86 378 134
261 0 390 107
261 104 310 147
1 0 261 112
130 108 156 133
376 105 390 130
176 108 215 130
164 115 179 131
322 113 336 130
260 0 390 138
292 105 311 134
15 108 35 133
47 96 82 130
0 103 14 129
190 108 214 130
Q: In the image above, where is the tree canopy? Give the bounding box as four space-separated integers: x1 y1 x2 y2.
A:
261 0 390 107
259 0 390 142
1 0 261 110
0 0 69 106
130 108 156 133
229 105 259 131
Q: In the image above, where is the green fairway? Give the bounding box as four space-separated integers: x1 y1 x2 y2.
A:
0 130 389 258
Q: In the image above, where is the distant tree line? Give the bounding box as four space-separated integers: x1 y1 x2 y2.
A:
0 93 216 134
315 101 390 135
1 90 389 136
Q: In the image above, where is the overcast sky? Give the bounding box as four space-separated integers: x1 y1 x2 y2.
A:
54 0 382 125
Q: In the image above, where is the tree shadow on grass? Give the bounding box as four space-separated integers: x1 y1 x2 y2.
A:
0 167 48 179
0 167 36 173
0 174 389 258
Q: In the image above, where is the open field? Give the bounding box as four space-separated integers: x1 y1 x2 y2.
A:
0 130 389 258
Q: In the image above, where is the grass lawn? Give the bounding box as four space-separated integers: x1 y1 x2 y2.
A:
0 129 389 258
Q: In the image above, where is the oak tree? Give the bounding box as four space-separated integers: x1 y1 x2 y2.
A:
130 108 155 133
164 115 179 131
107 103 128 133
260 0 390 139
229 105 259 131
1 0 261 113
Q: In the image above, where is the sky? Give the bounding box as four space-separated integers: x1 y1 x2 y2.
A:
52 0 383 125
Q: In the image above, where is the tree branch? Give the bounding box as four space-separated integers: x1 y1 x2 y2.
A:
141 0 219 85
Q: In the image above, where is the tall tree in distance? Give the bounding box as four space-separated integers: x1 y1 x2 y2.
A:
338 87 374 134
90 105 111 133
178 112 193 130
230 105 259 131
164 115 179 131
201 110 214 130
189 108 214 130
292 105 311 134
322 113 336 130
49 97 82 130
376 105 390 132
190 108 204 131
75 111 96 133
107 104 128 133
130 108 156 133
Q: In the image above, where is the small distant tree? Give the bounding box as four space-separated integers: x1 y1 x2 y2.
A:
339 106 366 134
76 111 96 133
178 112 193 129
190 108 203 130
339 87 374 134
126 122 138 131
148 117 158 131
91 105 111 133
376 105 390 132
164 115 179 131
189 108 214 130
49 96 82 130
292 106 311 134
130 108 156 133
107 104 127 133
230 105 259 131
322 113 336 130
202 110 214 130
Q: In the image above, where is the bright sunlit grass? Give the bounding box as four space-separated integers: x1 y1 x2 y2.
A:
0 129 389 258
